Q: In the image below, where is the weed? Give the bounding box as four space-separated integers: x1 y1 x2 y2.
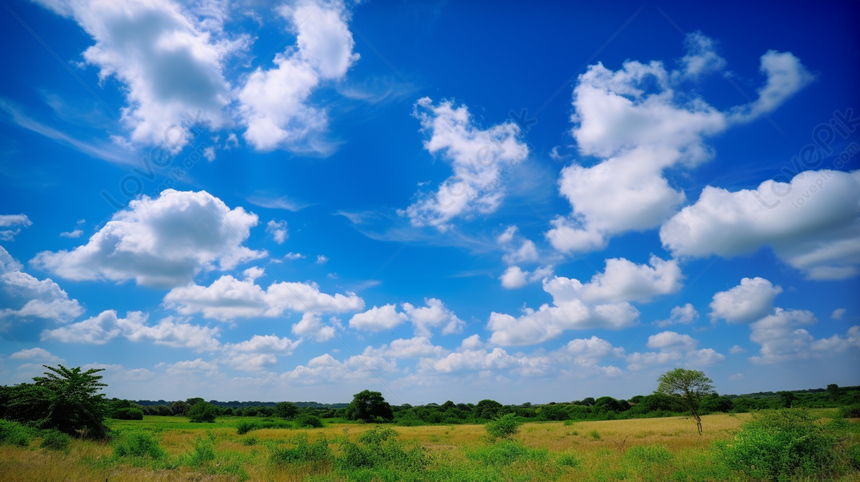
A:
39 429 71 451
485 413 522 439
0 420 32 447
590 429 601 440
112 431 165 460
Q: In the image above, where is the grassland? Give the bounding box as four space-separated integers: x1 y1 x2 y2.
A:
1 411 857 481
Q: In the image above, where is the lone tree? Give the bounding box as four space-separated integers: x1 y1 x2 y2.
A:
346 390 393 423
275 401 299 419
656 368 715 435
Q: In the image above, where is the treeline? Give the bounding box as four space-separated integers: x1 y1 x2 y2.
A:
110 384 860 425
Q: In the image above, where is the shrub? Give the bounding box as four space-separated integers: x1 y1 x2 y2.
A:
839 404 860 418
182 435 216 466
589 429 601 440
558 452 581 467
625 445 672 464
466 439 548 466
112 407 144 420
718 409 836 480
485 413 521 439
336 427 427 472
295 414 323 428
113 431 165 460
188 401 217 423
39 429 71 451
0 420 33 447
241 436 258 446
236 421 258 435
269 433 330 464
275 402 298 419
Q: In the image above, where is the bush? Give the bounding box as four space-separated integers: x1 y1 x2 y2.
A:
625 445 672 464
39 429 71 451
112 407 144 420
295 414 323 428
0 420 32 447
236 421 258 435
182 435 216 466
188 401 217 423
269 433 330 464
466 439 548 466
557 452 581 467
336 427 427 472
718 409 836 480
485 413 521 439
589 429 601 440
113 431 165 460
839 404 860 418
241 436 258 446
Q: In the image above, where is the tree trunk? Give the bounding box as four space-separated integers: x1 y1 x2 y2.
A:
695 413 703 435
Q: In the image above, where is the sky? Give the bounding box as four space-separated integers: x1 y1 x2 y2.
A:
0 0 858 405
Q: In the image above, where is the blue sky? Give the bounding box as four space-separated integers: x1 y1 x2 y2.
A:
0 0 858 404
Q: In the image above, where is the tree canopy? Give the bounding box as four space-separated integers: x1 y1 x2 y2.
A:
346 390 393 423
656 368 715 435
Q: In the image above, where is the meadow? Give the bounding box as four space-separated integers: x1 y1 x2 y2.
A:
1 410 859 481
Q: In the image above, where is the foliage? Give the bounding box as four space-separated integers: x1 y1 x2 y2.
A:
345 390 394 423
112 407 144 420
718 409 837 480
656 368 715 435
0 419 33 447
269 433 330 464
625 445 672 464
112 431 166 460
336 427 427 473
485 413 521 439
236 420 257 435
275 401 298 419
840 404 860 418
188 401 218 423
465 439 548 466
295 413 323 428
39 429 72 451
557 452 581 467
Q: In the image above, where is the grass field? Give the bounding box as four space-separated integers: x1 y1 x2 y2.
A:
1 411 857 481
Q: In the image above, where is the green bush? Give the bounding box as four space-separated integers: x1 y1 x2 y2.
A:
466 439 549 466
295 414 323 428
188 401 217 423
485 413 521 439
625 445 672 464
0 420 33 447
236 421 258 435
112 431 165 460
241 436 258 446
839 404 860 418
718 409 836 480
182 435 216 466
336 427 427 473
589 429 601 440
112 407 144 420
269 433 330 464
557 452 581 467
39 429 71 451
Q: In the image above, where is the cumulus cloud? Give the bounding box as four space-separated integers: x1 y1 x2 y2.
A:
626 330 725 370
832 308 847 320
238 0 358 152
678 31 727 78
402 298 464 336
709 277 782 324
500 265 555 289
164 270 364 321
0 214 32 241
41 310 221 351
656 303 699 327
403 98 529 230
31 190 264 288
365 336 448 359
266 220 288 244
349 304 407 332
222 333 301 371
546 36 811 253
9 347 64 364
746 308 860 364
290 312 336 342
729 50 815 123
661 170 860 280
33 0 243 150
0 246 83 324
285 351 396 382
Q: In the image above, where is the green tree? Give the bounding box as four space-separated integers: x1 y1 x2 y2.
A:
275 402 298 419
656 368 715 435
778 391 796 408
346 390 394 423
171 400 190 416
827 384 841 400
188 401 217 423
7 365 109 438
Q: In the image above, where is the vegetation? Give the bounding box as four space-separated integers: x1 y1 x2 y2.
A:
345 390 394 423
656 368 716 435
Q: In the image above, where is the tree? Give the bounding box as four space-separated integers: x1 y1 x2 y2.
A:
656 368 715 435
827 384 842 400
188 401 217 423
778 391 796 408
171 400 190 416
346 390 394 423
6 365 109 438
275 402 298 419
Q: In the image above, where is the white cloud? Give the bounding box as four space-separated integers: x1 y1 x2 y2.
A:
40 310 221 351
349 304 407 332
316 255 329 265
565 336 624 367
164 271 364 321
59 229 83 238
502 240 539 265
546 39 811 254
284 252 305 261
31 190 264 288
729 373 744 381
33 0 243 150
9 347 64 365
496 225 518 244
500 266 528 289
403 98 529 230
729 50 815 123
166 358 218 376
266 220 288 244
0 214 32 241
291 312 337 341
365 336 448 359
460 334 483 350
661 170 860 280
657 303 699 327
0 246 83 324
749 308 860 364
238 0 358 152
832 308 847 320
402 298 464 336
730 345 747 354
626 330 724 370
678 31 727 78
709 277 782 324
